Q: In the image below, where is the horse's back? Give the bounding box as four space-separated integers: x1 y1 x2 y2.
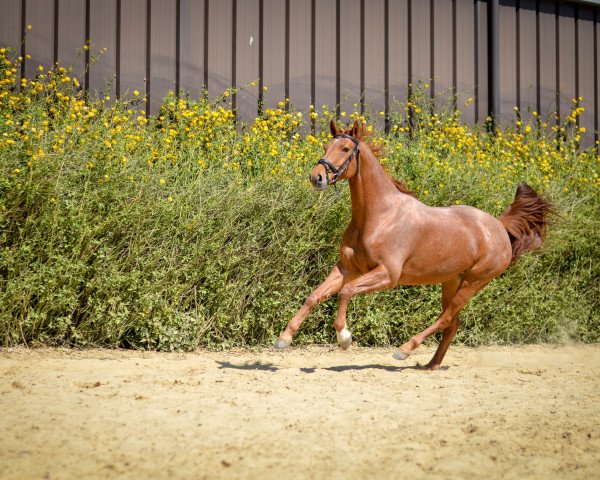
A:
395 201 512 285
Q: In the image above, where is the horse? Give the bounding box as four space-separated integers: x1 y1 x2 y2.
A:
274 120 552 369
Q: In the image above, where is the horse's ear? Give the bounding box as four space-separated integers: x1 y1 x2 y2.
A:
351 120 361 138
329 120 339 137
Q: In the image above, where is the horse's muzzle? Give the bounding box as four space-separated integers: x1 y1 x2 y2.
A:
309 166 328 190
309 172 328 191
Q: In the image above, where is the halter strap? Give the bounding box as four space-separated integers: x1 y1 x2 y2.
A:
317 133 360 186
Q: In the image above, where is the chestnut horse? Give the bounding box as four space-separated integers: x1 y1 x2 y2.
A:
275 120 551 369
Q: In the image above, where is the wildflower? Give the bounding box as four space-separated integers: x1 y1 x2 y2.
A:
133 90 139 96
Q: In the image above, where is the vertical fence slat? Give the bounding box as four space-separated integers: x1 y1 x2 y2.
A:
120 0 146 101
89 0 117 98
538 0 556 125
0 0 22 52
388 0 409 116
24 0 53 78
477 0 488 124
558 3 576 125
262 0 285 107
207 0 232 97
314 0 336 114
519 0 538 117
433 0 454 111
363 0 385 128
289 0 312 114
235 0 259 120
179 0 205 98
149 0 176 114
57 0 85 80
595 7 599 147
499 1 517 123
411 0 431 87
175 0 180 95
456 0 476 124
339 0 360 121
578 6 595 148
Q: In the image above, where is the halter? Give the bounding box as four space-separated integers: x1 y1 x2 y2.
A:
317 133 360 187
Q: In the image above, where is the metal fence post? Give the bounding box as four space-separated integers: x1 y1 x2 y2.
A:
487 0 500 132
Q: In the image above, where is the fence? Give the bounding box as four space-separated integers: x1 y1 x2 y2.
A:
0 0 598 146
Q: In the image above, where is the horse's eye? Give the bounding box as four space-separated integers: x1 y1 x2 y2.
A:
342 147 350 152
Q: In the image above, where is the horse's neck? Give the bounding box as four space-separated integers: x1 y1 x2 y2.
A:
348 149 401 228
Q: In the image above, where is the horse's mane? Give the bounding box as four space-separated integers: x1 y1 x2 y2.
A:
335 121 417 198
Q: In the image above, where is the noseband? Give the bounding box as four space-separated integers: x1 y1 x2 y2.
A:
317 133 360 186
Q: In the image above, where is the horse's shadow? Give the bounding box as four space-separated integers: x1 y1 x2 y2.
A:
216 360 279 372
215 360 448 373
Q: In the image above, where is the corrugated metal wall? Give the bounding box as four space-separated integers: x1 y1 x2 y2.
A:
0 0 598 146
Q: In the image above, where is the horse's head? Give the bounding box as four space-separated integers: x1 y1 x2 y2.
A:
309 120 363 190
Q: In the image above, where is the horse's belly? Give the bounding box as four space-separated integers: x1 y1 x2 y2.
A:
398 261 470 285
396 243 477 285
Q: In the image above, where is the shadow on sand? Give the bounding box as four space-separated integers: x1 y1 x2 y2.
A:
216 360 279 372
215 360 449 373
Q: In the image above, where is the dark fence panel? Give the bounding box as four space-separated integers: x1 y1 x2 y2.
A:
1 0 598 146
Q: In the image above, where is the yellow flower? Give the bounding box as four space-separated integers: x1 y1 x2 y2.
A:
160 178 166 185
133 90 139 96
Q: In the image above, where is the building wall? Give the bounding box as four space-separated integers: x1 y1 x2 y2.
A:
1 0 598 146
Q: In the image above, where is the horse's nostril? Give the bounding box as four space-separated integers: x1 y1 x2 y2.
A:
317 174 323 182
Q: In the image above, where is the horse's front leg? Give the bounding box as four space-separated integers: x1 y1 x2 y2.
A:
333 264 393 350
274 264 345 349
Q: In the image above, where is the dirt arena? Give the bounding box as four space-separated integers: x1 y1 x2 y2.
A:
1 344 599 479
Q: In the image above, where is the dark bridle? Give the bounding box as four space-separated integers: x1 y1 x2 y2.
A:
317 133 360 186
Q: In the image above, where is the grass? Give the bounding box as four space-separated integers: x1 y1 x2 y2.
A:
0 48 598 350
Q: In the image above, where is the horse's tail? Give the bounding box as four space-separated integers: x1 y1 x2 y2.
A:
499 182 552 263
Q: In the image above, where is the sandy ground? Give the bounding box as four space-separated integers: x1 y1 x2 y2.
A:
1 344 599 480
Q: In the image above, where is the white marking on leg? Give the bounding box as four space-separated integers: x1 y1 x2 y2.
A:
337 327 351 344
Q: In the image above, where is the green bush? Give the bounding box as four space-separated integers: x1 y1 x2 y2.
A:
0 52 598 349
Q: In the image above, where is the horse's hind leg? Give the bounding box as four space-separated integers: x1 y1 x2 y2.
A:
275 264 344 349
424 277 462 370
394 275 492 366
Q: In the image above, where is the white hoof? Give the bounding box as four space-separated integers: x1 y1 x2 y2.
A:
274 338 291 350
393 350 410 361
336 328 352 351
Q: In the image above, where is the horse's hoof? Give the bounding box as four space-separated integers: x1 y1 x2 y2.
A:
336 328 352 351
393 350 410 361
338 334 352 351
274 338 292 350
